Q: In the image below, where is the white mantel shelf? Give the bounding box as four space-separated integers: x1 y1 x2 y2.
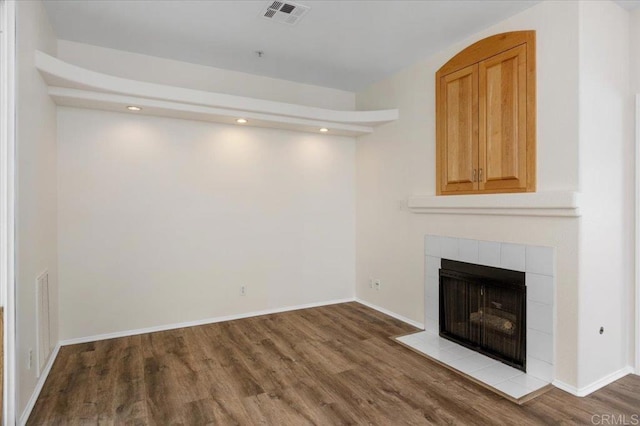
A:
408 191 581 217
35 51 399 137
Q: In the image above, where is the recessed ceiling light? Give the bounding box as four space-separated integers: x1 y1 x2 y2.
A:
126 106 142 111
319 128 329 133
236 118 248 124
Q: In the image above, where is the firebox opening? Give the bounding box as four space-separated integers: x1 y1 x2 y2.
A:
439 259 527 372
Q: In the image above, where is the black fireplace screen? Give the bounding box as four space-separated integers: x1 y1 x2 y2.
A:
439 259 526 371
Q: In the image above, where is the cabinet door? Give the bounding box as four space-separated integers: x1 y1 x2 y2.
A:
437 64 478 194
478 44 528 192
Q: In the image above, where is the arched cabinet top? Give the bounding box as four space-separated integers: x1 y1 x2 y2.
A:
435 30 536 195
437 31 536 77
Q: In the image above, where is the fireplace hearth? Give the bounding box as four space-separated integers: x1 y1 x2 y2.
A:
439 259 526 371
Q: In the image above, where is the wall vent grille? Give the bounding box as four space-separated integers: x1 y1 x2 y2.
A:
261 1 310 25
36 270 52 376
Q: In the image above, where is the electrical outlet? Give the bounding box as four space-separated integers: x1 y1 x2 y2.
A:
374 279 381 291
28 349 33 370
240 285 246 296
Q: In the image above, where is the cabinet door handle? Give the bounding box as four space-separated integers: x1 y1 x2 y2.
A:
479 168 483 182
472 169 476 182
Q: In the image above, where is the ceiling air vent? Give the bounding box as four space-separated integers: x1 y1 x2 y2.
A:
261 1 310 25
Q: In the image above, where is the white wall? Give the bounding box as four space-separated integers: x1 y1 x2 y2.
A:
632 6 640 375
57 108 355 340
630 9 640 94
17 0 635 408
15 0 58 417
355 0 582 386
577 0 634 387
56 40 355 111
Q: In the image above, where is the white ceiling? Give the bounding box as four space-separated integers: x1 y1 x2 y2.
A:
616 0 640 10
44 0 546 92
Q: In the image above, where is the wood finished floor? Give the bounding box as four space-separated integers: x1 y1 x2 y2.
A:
28 302 640 425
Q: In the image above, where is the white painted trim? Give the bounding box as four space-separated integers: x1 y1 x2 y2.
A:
552 366 634 397
636 93 640 374
408 191 581 217
58 298 424 347
34 51 399 136
551 380 580 397
355 298 424 329
1 1 17 423
18 343 61 426
60 298 355 346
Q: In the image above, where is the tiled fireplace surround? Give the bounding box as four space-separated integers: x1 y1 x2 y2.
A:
399 235 556 399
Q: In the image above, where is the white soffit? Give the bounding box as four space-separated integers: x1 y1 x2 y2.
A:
35 51 398 136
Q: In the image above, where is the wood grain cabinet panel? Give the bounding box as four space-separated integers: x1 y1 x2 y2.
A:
479 44 527 191
436 31 536 195
440 64 478 193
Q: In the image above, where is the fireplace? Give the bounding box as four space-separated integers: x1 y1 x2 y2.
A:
439 259 526 371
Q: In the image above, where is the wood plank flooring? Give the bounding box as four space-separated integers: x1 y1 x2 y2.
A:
28 302 640 425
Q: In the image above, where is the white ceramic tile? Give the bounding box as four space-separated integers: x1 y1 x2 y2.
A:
500 243 526 272
411 331 432 342
526 357 553 382
425 274 439 297
527 301 553 334
398 332 548 400
493 380 530 399
426 346 457 360
525 245 555 276
408 336 488 365
447 352 497 373
458 239 479 263
440 237 459 261
425 293 438 320
421 237 556 396
437 349 473 363
442 344 476 359
526 273 554 305
420 331 439 345
408 340 438 355
509 374 549 390
426 256 441 278
527 329 553 364
423 334 455 350
478 241 501 268
408 336 455 358
397 335 419 345
470 363 523 385
425 235 441 257
424 317 439 333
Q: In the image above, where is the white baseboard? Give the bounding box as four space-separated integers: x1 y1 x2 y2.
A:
553 366 634 397
19 343 61 426
58 297 424 347
551 380 581 396
59 298 355 346
355 297 424 329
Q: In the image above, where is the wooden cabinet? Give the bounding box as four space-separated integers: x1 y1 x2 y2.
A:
436 31 535 195
439 64 478 193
